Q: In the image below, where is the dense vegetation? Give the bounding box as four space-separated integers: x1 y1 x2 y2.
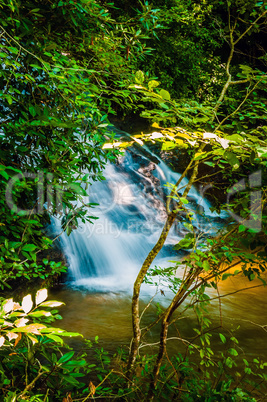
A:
0 0 266 400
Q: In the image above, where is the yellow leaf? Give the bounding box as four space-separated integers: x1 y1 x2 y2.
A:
14 323 47 335
28 334 38 345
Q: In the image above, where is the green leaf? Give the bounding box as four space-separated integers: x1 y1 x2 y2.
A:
29 105 37 117
238 224 247 233
180 197 189 205
22 244 37 252
0 170 9 180
148 80 160 90
57 351 75 364
222 273 232 281
174 236 194 250
161 141 176 151
135 70 145 84
194 152 208 161
219 333 226 344
46 334 64 344
29 311 51 318
203 260 210 272
159 89 170 101
39 301 64 308
224 151 240 169
228 348 238 356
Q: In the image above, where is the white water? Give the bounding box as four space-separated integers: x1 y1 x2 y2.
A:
52 149 226 292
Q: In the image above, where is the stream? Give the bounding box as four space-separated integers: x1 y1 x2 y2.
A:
50 144 267 365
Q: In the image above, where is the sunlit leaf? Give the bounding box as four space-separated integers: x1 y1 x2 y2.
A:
22 294 33 314
15 318 29 327
135 70 145 84
39 301 64 308
159 89 170 101
7 332 19 341
3 298 14 314
203 260 210 272
150 131 163 139
35 289 48 305
219 333 226 344
12 323 47 335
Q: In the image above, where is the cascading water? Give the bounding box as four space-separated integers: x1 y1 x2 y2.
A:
52 146 226 292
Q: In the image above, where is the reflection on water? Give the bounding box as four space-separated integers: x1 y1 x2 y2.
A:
50 273 267 362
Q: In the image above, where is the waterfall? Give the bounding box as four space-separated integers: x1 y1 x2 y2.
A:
52 147 226 292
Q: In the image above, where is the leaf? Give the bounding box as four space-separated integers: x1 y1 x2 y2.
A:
179 197 189 205
222 273 232 280
29 311 51 317
219 333 226 344
217 137 229 149
0 336 5 347
148 80 160 90
22 294 33 314
224 151 240 169
58 351 75 364
161 141 176 151
257 147 267 158
13 323 46 335
150 131 163 139
29 105 37 117
7 332 19 341
228 348 238 356
203 132 217 139
14 317 29 327
204 161 215 167
135 70 145 84
22 244 37 252
39 301 64 308
203 260 210 272
28 334 38 345
3 298 14 313
238 224 247 233
0 170 9 180
194 152 207 161
159 89 170 101
35 289 48 305
46 334 64 344
174 236 194 250
58 332 82 337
